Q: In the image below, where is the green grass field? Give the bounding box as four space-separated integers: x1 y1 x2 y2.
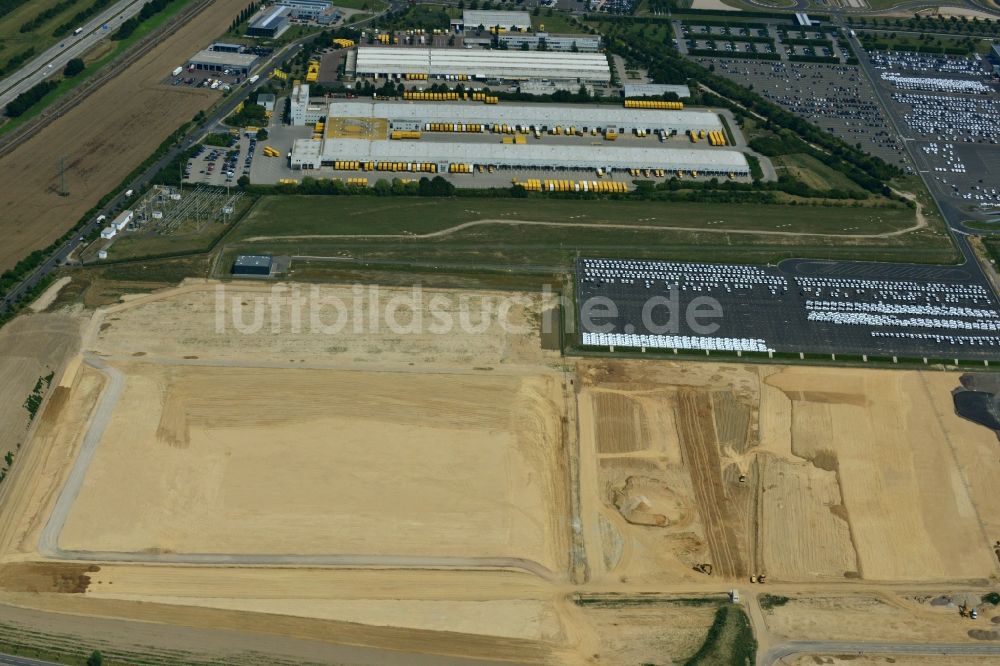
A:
0 0 199 138
532 11 588 35
773 154 867 195
332 0 387 11
213 195 957 271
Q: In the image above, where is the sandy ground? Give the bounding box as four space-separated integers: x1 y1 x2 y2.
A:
58 362 569 573
28 277 71 312
763 594 999 643
575 359 1000 586
3 282 1000 662
89 280 554 370
0 0 248 272
692 0 740 9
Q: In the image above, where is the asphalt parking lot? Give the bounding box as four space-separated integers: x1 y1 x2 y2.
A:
864 48 1000 211
576 257 1000 360
185 133 257 187
692 57 910 168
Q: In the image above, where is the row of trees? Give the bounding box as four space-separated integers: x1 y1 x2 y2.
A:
229 1 261 33
0 46 36 78
112 0 177 40
20 0 81 33
53 0 113 37
848 13 1000 37
5 80 57 118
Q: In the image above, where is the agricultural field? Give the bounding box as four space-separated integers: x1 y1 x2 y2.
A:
0 0 249 273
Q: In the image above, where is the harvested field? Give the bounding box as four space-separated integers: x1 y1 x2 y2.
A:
762 594 995 643
0 311 83 463
0 0 248 272
577 359 1000 584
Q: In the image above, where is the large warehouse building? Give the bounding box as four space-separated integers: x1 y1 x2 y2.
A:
247 5 291 38
350 47 611 83
453 10 532 32
288 99 749 177
292 138 748 176
326 100 724 135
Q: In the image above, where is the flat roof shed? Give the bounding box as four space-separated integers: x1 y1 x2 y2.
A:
187 49 259 75
462 10 531 30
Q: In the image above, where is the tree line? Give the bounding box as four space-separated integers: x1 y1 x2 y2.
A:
20 0 82 33
0 46 36 78
52 0 114 37
5 80 57 118
229 2 261 32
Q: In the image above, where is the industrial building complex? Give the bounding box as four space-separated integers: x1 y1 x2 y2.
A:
348 47 611 84
285 91 750 182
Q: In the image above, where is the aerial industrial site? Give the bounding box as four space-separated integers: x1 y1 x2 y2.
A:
0 1 1000 665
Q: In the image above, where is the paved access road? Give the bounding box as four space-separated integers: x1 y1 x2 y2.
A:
761 640 1000 664
0 0 149 110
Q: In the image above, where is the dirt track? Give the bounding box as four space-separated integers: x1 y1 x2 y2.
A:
0 0 248 272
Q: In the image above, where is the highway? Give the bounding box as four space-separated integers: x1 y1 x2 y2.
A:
0 656 61 666
0 0 149 110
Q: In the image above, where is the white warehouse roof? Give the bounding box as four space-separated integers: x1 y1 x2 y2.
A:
624 84 692 99
462 10 531 29
354 47 610 82
327 100 723 132
310 138 748 173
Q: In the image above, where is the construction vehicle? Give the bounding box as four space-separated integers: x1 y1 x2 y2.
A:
693 563 713 575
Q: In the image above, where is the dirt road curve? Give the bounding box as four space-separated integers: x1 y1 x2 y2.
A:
241 196 928 244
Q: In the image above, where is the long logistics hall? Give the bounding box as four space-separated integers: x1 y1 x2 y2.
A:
348 47 612 84
286 93 752 184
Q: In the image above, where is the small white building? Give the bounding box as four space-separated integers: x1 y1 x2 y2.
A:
98 249 108 260
100 226 117 239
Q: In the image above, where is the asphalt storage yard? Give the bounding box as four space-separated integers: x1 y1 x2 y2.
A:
576 257 1000 359
692 58 910 169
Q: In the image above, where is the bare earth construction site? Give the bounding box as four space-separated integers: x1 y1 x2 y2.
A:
1 281 999 664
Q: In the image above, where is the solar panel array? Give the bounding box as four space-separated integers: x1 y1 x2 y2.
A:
576 258 1000 358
